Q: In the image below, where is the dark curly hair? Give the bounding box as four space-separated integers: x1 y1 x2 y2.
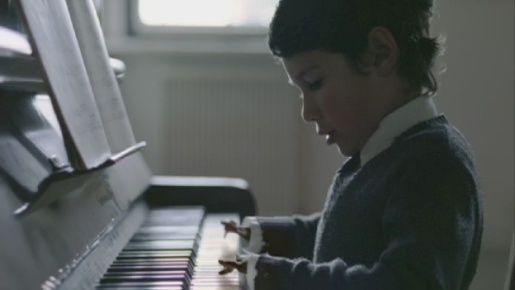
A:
268 0 442 96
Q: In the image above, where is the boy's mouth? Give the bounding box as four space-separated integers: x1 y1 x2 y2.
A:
325 130 336 145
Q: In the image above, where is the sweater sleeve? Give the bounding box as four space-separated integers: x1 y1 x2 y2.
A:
255 213 321 260
240 217 265 253
250 154 481 290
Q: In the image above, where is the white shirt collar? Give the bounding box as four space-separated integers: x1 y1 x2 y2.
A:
359 96 439 167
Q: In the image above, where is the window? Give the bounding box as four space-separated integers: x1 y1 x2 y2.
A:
130 0 279 35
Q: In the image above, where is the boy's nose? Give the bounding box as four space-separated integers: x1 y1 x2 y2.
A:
301 97 320 122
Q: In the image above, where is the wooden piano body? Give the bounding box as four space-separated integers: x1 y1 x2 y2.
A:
0 0 255 289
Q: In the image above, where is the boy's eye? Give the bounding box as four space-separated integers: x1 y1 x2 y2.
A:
308 79 323 91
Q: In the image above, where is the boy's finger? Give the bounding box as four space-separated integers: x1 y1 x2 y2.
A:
218 266 234 275
218 260 236 275
221 221 237 232
221 220 237 227
218 259 247 274
236 227 251 240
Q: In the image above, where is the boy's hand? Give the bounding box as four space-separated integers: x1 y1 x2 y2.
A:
218 258 248 275
221 220 251 241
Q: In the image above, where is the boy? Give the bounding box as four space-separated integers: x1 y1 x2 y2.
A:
219 0 483 289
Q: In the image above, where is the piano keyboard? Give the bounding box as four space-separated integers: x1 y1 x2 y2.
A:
96 207 242 290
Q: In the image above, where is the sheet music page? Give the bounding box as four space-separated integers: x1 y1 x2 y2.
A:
66 0 137 154
18 0 111 170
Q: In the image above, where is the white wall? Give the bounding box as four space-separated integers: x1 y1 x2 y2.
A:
433 1 514 253
433 3 514 288
103 0 513 288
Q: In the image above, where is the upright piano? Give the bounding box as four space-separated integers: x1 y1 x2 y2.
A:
0 0 256 289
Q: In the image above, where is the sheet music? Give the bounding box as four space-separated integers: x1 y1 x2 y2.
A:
18 0 111 170
66 0 137 154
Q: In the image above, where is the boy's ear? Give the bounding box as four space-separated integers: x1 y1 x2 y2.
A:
364 26 399 76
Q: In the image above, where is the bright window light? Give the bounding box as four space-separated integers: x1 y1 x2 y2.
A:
138 0 278 27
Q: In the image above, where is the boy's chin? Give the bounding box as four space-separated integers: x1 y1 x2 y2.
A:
336 145 349 157
336 143 359 158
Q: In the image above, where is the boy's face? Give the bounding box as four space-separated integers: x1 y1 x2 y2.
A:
282 51 393 156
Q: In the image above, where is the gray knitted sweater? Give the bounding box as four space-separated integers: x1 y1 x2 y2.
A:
254 116 483 290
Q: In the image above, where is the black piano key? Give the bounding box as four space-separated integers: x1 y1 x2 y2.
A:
107 263 192 273
111 263 194 270
104 270 187 277
110 260 193 271
105 269 192 284
117 250 194 259
100 272 189 283
98 280 186 288
121 260 193 274
112 258 192 266
114 255 192 262
115 253 194 260
98 288 184 290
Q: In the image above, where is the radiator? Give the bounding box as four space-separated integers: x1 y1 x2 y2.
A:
164 77 301 215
